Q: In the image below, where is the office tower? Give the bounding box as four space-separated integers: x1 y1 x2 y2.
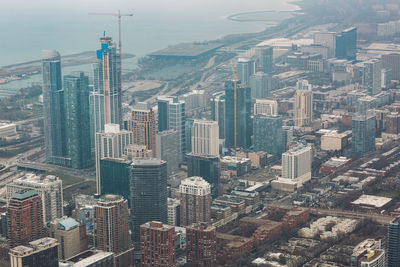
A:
100 158 131 205
225 80 252 149
282 126 294 151
157 96 186 161
131 107 156 156
94 194 132 267
314 32 336 58
383 53 400 81
294 86 313 127
388 217 400 267
186 153 220 197
167 198 180 226
254 45 273 73
140 221 175 267
253 115 283 157
296 80 312 91
42 50 68 166
156 130 179 176
191 120 219 156
8 189 44 247
210 91 225 139
236 58 255 86
63 72 92 169
124 144 152 160
335 27 357 61
185 119 194 154
282 144 312 185
180 177 211 226
352 114 376 156
49 217 88 260
254 99 278 116
386 113 400 134
7 174 63 224
178 90 207 114
95 123 133 194
9 237 59 267
186 223 216 267
130 159 168 242
249 72 271 99
363 59 382 95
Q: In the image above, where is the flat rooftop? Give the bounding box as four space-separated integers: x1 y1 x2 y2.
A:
351 194 392 208
150 42 223 58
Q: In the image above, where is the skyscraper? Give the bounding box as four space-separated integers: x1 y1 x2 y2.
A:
249 72 271 99
131 107 156 156
254 45 274 73
180 177 211 226
9 237 59 267
156 130 180 176
94 194 132 267
253 99 278 116
63 72 92 169
253 115 283 157
7 174 63 224
383 53 400 81
388 217 400 267
130 159 168 242
236 58 255 86
352 114 376 156
282 144 312 186
335 27 357 61
186 153 220 198
294 88 313 127
95 124 133 194
191 120 219 156
42 50 68 166
210 91 225 139
363 59 382 96
157 96 186 161
8 189 44 247
186 223 217 267
225 80 252 149
100 158 131 205
185 119 195 154
140 221 175 267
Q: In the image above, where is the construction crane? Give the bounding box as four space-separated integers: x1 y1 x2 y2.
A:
230 61 238 150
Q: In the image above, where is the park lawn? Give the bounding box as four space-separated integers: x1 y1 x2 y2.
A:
63 181 96 201
46 172 82 187
377 190 399 199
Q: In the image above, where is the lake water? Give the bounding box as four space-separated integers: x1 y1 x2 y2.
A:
0 0 298 95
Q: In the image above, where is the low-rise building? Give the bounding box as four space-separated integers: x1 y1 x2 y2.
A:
213 196 246 213
351 194 392 213
321 131 352 151
220 156 252 177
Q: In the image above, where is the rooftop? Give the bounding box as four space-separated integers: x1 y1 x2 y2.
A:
11 189 38 200
58 217 79 231
131 158 166 166
64 250 114 266
351 194 392 208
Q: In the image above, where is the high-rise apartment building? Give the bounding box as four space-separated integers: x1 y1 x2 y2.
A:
167 198 180 226
253 99 278 116
186 223 216 267
253 115 283 157
157 96 186 161
8 189 44 247
95 124 133 194
236 58 255 86
363 59 382 95
94 194 132 267
191 120 219 156
7 174 63 224
156 130 180 176
249 72 271 99
388 217 400 267
9 237 59 267
383 53 400 81
130 159 168 242
42 50 68 166
335 27 357 61
314 32 336 58
124 144 152 160
140 221 175 267
352 114 376 156
49 217 88 260
131 107 156 156
254 45 273 73
63 72 92 169
294 87 313 127
210 91 225 139
186 153 220 198
225 80 252 149
282 144 312 185
180 177 211 226
185 119 194 154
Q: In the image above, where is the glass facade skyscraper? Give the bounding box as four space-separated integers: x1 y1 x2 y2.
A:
130 159 168 242
253 115 283 157
64 72 92 169
224 80 252 149
352 114 376 156
335 27 357 61
388 217 400 267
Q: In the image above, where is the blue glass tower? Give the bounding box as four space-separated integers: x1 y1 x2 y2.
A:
253 115 283 157
335 27 357 61
388 217 400 267
351 114 376 156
